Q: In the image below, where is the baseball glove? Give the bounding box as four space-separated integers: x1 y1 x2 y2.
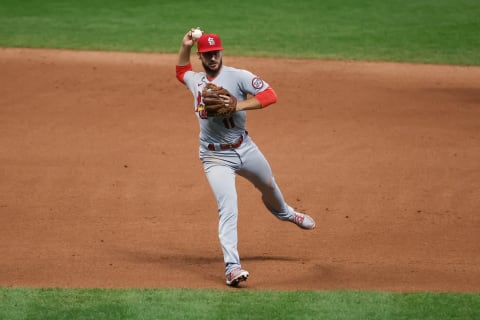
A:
202 83 237 117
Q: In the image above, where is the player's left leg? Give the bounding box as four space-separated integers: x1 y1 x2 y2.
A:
237 138 316 230
237 139 293 220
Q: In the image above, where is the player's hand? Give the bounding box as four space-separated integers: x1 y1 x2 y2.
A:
182 29 197 48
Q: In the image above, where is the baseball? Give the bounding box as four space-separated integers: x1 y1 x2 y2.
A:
192 28 203 40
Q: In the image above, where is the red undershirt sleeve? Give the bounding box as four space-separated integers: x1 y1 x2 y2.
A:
176 63 193 83
255 87 278 108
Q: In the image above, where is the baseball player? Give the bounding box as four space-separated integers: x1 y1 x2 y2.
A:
176 28 316 287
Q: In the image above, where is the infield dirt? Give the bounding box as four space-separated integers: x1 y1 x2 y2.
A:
1 48 479 291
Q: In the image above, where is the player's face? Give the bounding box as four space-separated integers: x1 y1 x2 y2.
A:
199 50 223 74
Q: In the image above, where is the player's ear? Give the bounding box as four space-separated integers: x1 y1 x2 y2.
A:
197 52 202 60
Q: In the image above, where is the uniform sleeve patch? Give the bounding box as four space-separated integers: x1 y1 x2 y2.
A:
251 77 264 90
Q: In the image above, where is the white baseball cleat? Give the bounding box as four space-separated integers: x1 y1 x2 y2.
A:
290 212 316 230
226 268 249 287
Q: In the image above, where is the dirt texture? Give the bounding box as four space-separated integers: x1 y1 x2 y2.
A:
0 48 479 292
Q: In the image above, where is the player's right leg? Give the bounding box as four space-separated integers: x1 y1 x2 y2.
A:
202 157 245 278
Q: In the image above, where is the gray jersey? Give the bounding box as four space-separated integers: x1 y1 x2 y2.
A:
182 65 269 145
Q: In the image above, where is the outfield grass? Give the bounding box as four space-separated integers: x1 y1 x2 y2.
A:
1 288 479 320
0 0 479 65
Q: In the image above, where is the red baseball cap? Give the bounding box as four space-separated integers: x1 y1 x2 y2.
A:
197 33 224 53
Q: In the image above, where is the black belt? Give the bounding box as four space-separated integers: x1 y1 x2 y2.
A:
208 135 244 151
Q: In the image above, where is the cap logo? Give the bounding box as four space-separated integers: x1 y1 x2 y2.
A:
208 37 216 46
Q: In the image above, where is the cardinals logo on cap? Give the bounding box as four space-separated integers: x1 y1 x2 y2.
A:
197 33 224 53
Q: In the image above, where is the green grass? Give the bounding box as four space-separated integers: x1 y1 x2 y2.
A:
1 288 479 320
0 0 479 65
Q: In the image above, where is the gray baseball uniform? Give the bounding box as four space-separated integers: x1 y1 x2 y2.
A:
181 65 296 275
